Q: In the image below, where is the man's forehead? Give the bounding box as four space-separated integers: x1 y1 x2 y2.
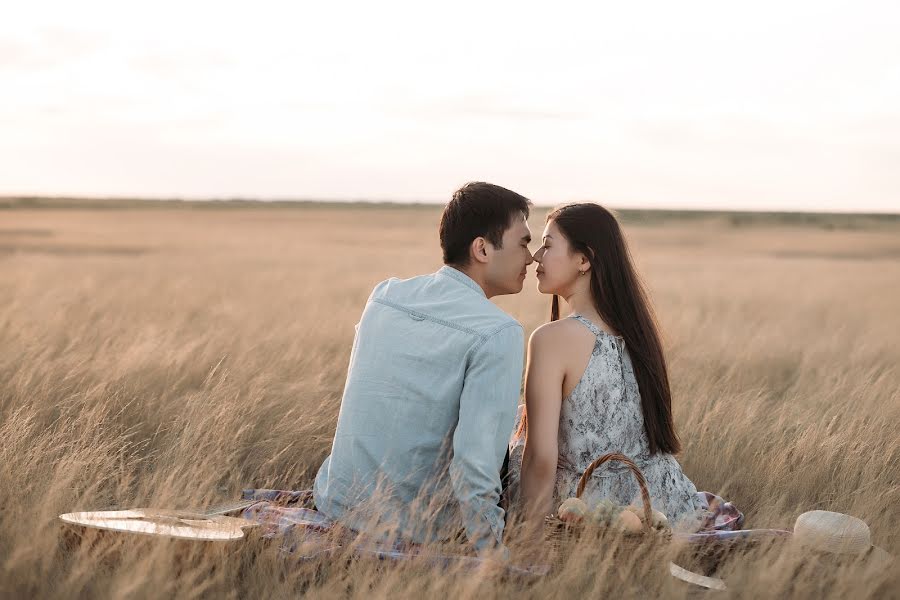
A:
510 214 532 237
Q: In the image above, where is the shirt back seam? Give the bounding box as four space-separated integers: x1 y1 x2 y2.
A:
371 298 486 338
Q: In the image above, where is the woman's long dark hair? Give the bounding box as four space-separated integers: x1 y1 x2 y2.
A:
521 203 681 455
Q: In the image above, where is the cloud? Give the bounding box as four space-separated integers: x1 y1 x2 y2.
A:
410 95 586 122
0 28 106 71
128 50 237 82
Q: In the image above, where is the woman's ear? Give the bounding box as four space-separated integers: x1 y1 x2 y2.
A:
578 253 591 273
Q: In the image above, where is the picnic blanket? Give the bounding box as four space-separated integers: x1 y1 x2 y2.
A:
238 489 786 576
239 489 548 576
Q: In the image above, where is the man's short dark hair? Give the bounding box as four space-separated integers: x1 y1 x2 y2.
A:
439 182 532 266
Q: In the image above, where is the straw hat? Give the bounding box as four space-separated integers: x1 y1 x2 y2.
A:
793 510 892 565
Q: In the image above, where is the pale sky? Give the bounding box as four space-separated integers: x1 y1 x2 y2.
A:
1 1 898 212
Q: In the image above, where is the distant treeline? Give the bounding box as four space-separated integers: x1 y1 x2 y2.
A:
612 208 900 230
2 196 897 230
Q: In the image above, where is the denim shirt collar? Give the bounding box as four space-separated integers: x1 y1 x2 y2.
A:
437 265 487 298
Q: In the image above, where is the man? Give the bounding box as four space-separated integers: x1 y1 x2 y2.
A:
313 182 534 561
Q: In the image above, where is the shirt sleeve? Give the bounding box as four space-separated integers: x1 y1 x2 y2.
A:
449 322 525 559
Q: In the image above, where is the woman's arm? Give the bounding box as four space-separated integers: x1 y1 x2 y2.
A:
520 325 566 534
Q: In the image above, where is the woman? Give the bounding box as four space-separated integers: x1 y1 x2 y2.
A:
510 203 704 531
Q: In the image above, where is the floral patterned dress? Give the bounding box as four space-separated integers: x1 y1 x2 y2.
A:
508 314 704 523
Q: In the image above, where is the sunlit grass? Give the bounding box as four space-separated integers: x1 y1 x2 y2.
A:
1 205 897 598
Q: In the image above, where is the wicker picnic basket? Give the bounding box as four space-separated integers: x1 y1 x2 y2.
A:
544 452 672 556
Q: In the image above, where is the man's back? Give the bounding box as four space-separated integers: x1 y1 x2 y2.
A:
313 265 525 554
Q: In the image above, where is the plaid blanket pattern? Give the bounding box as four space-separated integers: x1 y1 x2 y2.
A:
238 488 788 575
239 489 547 575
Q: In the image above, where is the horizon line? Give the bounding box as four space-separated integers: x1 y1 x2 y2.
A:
1 195 898 218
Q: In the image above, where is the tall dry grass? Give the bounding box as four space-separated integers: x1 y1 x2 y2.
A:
1 206 898 599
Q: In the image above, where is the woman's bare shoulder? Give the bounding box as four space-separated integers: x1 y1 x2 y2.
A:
529 318 594 349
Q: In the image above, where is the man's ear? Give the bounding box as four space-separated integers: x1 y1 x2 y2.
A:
470 237 490 265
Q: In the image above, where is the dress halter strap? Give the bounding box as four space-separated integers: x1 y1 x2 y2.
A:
568 314 628 392
569 314 623 340
569 314 602 336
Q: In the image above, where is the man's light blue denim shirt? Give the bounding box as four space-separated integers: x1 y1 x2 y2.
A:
313 266 525 556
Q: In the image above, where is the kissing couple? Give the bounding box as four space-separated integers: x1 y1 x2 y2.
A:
312 182 705 563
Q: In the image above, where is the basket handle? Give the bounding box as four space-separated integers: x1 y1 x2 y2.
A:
575 452 653 532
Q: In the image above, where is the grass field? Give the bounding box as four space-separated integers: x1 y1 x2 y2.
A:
1 204 898 598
